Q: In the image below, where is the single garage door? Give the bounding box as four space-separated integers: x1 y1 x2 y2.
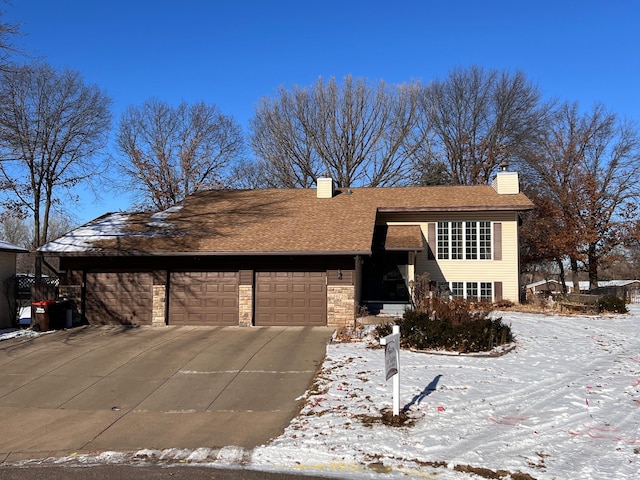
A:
255 271 326 326
169 271 238 325
85 272 153 325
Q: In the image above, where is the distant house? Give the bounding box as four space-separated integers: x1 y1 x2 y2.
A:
525 279 640 303
39 171 533 328
0 240 28 329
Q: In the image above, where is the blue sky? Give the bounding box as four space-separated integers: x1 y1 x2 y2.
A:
4 0 640 224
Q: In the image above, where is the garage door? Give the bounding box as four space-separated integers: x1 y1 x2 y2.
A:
85 272 153 325
255 271 326 326
169 271 238 325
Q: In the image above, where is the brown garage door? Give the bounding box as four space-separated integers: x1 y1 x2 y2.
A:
85 272 153 325
168 271 238 326
255 271 326 326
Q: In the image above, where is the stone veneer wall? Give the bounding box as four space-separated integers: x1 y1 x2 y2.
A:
152 285 166 326
238 285 253 327
327 285 355 328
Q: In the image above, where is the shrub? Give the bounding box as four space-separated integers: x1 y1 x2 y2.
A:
374 297 513 353
494 299 514 309
598 295 628 313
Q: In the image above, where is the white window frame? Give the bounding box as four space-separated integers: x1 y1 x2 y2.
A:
441 281 494 302
437 221 492 260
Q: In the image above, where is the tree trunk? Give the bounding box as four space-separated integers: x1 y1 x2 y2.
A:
556 258 567 293
588 245 598 291
570 257 580 292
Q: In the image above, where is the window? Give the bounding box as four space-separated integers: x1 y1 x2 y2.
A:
437 221 492 260
466 282 478 299
451 221 463 259
479 221 492 259
440 281 494 301
437 222 449 259
480 282 493 301
465 222 477 259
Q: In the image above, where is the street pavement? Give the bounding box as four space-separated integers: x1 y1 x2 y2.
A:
0 325 333 465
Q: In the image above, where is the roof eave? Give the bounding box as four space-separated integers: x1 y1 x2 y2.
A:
378 204 534 213
44 249 373 257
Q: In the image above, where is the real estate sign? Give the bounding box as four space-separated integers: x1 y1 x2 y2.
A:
380 325 401 416
384 335 399 380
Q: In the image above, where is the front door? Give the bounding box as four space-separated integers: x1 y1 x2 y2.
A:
361 252 410 303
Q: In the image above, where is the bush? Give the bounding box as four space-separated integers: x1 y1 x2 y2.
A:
375 297 513 353
598 295 628 313
494 299 514 309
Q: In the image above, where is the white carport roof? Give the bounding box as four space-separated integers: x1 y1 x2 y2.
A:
0 240 28 253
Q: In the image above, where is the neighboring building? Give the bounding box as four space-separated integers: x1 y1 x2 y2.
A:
39 171 533 328
0 240 28 329
526 279 640 303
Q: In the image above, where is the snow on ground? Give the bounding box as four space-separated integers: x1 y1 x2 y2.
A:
3 307 639 479
250 306 640 479
0 328 42 342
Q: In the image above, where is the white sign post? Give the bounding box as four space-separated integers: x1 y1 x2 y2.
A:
380 325 401 416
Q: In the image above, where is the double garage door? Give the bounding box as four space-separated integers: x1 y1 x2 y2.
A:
85 270 327 326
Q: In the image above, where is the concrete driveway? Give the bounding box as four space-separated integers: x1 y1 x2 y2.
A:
0 325 333 463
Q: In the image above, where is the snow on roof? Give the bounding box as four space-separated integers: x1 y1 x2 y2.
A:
0 239 28 253
148 205 183 228
38 213 132 253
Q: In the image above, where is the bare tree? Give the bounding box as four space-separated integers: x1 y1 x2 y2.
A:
250 75 426 188
0 211 29 248
0 212 73 273
522 102 640 289
0 63 112 276
116 99 244 210
419 66 549 185
0 12 21 71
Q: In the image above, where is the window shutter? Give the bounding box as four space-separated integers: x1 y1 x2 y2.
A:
494 281 503 301
493 222 502 261
427 223 436 260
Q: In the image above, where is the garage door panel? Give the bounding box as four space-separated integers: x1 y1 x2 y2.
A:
309 314 324 325
86 272 153 326
255 271 326 326
169 271 238 326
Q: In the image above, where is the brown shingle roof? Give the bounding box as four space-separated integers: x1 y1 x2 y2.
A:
384 225 425 251
40 185 533 256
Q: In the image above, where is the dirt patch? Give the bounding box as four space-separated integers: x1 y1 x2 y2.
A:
355 408 416 427
454 464 536 480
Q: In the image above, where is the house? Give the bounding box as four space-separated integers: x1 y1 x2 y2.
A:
0 240 28 329
525 279 640 303
39 171 534 328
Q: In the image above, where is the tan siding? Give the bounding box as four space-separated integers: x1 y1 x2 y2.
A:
387 211 521 302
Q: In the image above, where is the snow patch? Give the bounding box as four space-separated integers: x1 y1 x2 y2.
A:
0 328 41 342
148 205 183 228
38 213 131 252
